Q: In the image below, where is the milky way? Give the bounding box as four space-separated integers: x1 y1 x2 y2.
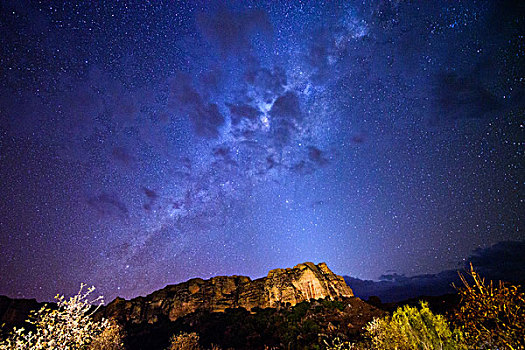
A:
0 0 523 301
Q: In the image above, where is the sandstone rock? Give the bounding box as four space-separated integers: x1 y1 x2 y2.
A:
100 262 353 323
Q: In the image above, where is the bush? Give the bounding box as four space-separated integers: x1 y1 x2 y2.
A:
453 264 525 349
0 284 123 350
164 332 225 350
166 332 201 350
323 337 360 350
88 320 125 350
365 301 466 350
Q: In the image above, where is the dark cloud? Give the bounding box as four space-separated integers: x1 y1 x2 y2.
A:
432 72 502 123
266 155 279 170
192 104 224 139
199 68 223 92
307 28 332 72
211 145 238 170
142 187 158 200
271 120 294 147
350 133 367 144
169 75 225 138
213 146 230 158
111 147 136 167
86 193 128 218
469 241 525 281
269 92 302 147
345 240 525 302
308 146 329 166
227 103 260 125
289 147 330 175
270 92 301 121
345 271 458 303
197 6 272 54
290 161 314 176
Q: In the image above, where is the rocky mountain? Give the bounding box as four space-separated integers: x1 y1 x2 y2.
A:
99 262 354 324
0 296 43 329
0 263 387 349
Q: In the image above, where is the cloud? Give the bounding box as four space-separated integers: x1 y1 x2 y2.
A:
350 133 367 144
212 146 230 158
227 103 260 125
432 72 502 123
211 145 237 168
169 74 225 138
199 68 224 92
307 146 329 166
469 241 525 281
290 161 314 176
142 187 158 200
345 271 458 303
289 146 330 175
86 193 129 218
345 240 525 303
269 92 302 146
111 147 136 167
197 5 272 54
270 92 302 121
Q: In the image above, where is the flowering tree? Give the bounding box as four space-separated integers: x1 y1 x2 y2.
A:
0 284 123 350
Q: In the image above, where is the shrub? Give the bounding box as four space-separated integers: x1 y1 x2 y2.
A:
0 284 123 350
323 337 361 350
453 264 525 349
365 301 466 350
88 320 125 350
166 332 201 350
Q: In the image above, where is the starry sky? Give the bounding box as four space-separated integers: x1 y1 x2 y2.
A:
0 0 523 302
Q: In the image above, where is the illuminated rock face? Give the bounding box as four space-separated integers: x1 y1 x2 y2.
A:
262 262 354 308
101 262 354 323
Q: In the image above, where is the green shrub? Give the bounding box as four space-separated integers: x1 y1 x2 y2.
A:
365 301 466 350
0 284 123 350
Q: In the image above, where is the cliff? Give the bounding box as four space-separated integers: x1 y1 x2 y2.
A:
100 262 354 323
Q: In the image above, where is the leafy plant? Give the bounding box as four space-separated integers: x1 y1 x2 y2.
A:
365 301 466 350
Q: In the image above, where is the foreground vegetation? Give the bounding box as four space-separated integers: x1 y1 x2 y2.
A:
0 284 123 350
1 266 524 349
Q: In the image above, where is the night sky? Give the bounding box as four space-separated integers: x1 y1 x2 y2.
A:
0 0 523 302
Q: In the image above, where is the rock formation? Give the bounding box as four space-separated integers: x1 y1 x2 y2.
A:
100 262 354 323
0 296 44 328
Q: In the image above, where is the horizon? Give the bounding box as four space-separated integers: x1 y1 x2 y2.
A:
2 240 524 304
1 0 523 303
